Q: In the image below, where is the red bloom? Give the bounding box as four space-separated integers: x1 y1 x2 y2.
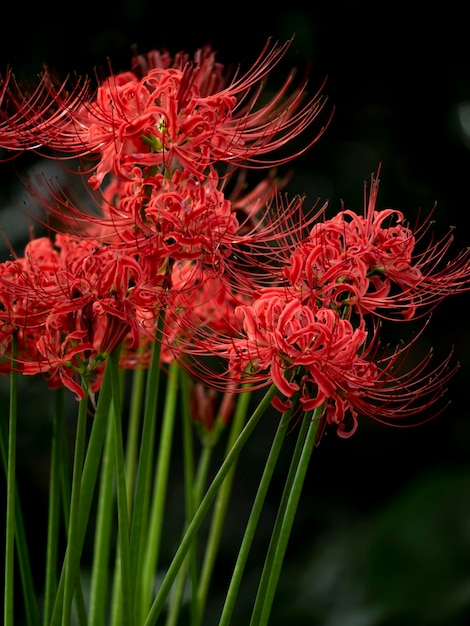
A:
21 328 98 399
80 39 328 188
223 287 455 437
0 233 163 395
283 172 470 319
1 40 329 190
91 169 241 268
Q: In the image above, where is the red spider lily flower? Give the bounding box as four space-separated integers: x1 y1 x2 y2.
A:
81 39 329 188
0 44 224 162
283 171 470 320
116 260 252 372
20 328 99 399
0 234 143 342
101 169 241 267
30 161 313 292
225 288 368 423
0 232 165 393
30 124 292 244
1 40 329 190
223 287 456 437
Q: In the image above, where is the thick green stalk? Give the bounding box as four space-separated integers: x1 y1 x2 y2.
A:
109 550 122 626
183 440 216 619
165 371 233 626
49 357 114 626
164 366 195 626
248 407 312 626
88 405 116 626
43 388 66 626
193 445 213 505
108 366 146 626
250 407 321 626
0 402 39 626
164 561 187 626
4 341 18 626
143 383 277 626
141 360 179 614
13 490 40 626
110 355 133 626
61 378 91 626
130 317 164 626
125 365 146 514
193 387 252 626
218 401 296 626
2 337 43 626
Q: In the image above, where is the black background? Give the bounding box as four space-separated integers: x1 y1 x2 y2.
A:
2 3 470 625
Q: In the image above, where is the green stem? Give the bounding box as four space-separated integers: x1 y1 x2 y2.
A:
172 367 198 626
4 337 18 626
184 441 215 619
1 338 44 626
143 383 277 626
194 388 252 626
164 368 203 626
218 400 297 626
109 551 122 626
130 316 164 625
0 403 39 626
125 365 146 514
88 399 116 626
166 373 237 626
49 357 114 626
248 407 312 626
13 487 40 626
108 365 146 626
250 407 321 626
47 392 87 626
43 388 66 626
61 377 90 626
164 563 187 626
110 351 133 626
142 360 179 613
193 445 213 506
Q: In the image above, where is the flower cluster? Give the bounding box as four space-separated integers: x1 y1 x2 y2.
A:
0 39 469 436
221 175 464 436
2 38 470 626
0 41 324 398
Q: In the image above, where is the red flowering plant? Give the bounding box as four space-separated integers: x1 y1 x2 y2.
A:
1 39 469 626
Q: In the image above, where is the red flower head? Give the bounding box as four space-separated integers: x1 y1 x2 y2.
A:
0 233 161 397
89 168 240 271
283 171 470 320
1 40 329 190
224 287 456 438
76 39 328 189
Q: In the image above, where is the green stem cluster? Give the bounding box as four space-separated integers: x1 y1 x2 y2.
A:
2 334 322 626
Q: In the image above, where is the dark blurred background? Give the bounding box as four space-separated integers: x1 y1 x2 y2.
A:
2 3 470 625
